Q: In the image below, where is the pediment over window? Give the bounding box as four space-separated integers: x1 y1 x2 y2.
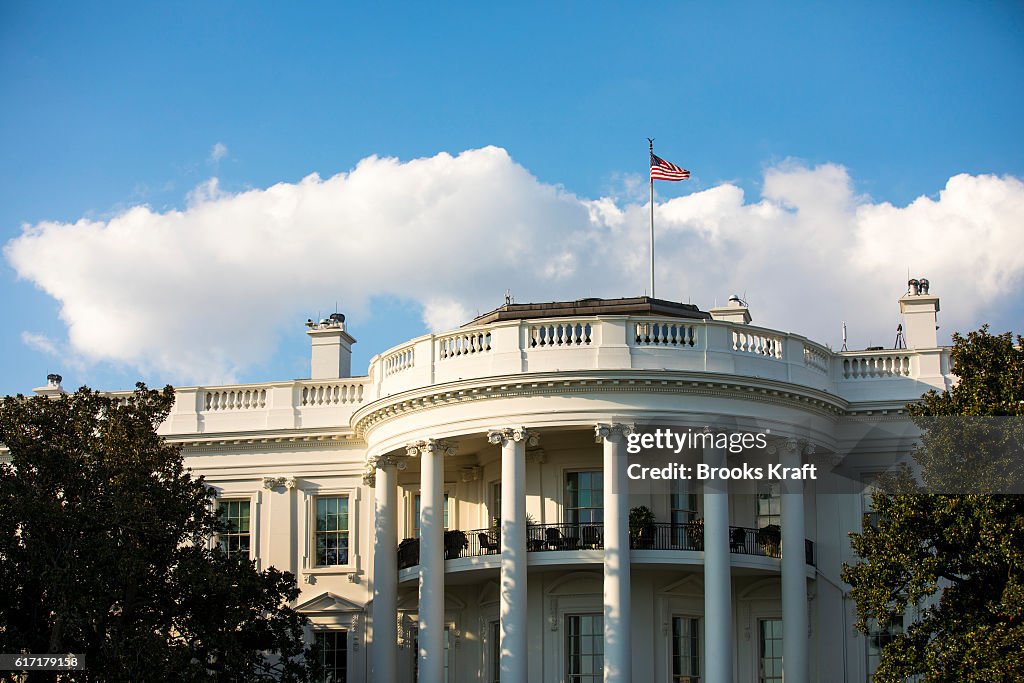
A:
396 591 467 612
546 571 603 596
737 578 781 600
659 575 704 596
296 591 365 615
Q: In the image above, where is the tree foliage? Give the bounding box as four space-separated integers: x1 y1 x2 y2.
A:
0 385 314 682
842 327 1024 682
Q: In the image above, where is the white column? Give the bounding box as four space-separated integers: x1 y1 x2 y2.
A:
780 439 808 683
702 444 733 683
596 423 632 683
488 427 538 683
409 439 454 683
370 455 403 683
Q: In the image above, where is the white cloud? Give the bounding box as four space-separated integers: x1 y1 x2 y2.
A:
208 142 228 163
5 146 1024 384
21 331 59 357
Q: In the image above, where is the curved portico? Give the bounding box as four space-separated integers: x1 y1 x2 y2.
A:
365 416 823 683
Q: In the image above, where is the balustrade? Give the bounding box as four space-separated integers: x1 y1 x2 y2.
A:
529 321 593 348
397 521 815 564
732 329 784 358
438 331 491 359
841 353 911 379
633 320 698 347
300 381 364 406
383 346 415 376
204 388 266 411
802 344 829 373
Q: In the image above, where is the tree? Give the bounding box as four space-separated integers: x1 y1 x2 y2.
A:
842 327 1024 682
0 384 316 682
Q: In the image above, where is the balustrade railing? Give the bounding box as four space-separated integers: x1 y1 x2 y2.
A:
528 321 593 348
802 343 829 373
398 521 816 566
732 329 784 358
633 320 698 348
383 345 415 376
841 352 911 379
204 388 267 411
438 331 491 359
300 381 364 406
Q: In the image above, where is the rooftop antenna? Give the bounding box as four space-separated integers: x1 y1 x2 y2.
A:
841 321 848 352
894 323 906 349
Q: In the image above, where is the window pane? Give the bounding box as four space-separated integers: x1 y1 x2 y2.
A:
565 472 603 531
314 630 348 683
759 619 783 683
566 614 603 683
491 621 500 683
218 500 251 559
672 616 700 680
414 494 449 539
316 496 349 566
756 484 781 529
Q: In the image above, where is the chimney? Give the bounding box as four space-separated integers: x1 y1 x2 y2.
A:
306 313 357 379
33 373 67 397
709 294 752 325
899 278 940 348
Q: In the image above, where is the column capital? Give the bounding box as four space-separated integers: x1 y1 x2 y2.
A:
594 422 635 443
262 476 289 490
405 438 458 458
362 463 377 487
363 453 409 486
486 427 540 447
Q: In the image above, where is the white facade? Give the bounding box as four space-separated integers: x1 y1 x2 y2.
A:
64 290 952 683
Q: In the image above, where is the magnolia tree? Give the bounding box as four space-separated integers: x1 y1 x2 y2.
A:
842 328 1024 682
0 385 317 682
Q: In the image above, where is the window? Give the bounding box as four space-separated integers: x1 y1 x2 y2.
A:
315 496 350 566
756 483 781 529
412 626 451 682
866 615 903 681
218 500 250 559
566 614 603 683
314 630 348 683
490 620 500 683
490 481 502 530
672 616 700 682
671 479 698 545
758 619 783 683
413 494 450 538
565 471 603 526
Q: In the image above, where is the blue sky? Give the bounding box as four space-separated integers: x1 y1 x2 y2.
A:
2 2 1023 395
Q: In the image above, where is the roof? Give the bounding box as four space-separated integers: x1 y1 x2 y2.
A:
463 296 711 327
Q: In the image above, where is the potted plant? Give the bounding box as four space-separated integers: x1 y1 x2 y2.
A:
757 524 781 556
444 529 469 560
397 537 419 569
685 517 704 550
629 506 657 549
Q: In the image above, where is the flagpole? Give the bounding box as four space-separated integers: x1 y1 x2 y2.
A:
648 138 655 299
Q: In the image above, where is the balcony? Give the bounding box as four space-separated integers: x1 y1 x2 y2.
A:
396 522 816 570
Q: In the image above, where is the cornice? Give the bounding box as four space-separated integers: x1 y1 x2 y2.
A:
172 429 360 453
351 370 853 438
152 373 918 450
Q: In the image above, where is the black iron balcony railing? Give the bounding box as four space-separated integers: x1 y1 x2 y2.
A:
397 522 816 570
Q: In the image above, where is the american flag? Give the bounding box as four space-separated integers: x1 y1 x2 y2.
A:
650 153 690 181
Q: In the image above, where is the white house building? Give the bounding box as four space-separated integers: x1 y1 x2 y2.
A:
38 284 952 683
